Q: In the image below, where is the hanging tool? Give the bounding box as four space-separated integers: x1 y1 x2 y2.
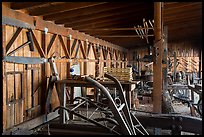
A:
7 30 34 56
45 57 61 114
2 56 61 114
148 19 154 30
3 56 47 64
181 57 188 63
191 59 197 64
143 18 149 44
134 26 141 38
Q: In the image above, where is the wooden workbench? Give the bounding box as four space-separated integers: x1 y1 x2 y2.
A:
55 79 137 123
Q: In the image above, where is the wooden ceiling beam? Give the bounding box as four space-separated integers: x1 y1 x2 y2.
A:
62 5 153 26
7 2 201 49
164 4 202 15
55 3 152 24
168 31 201 39
167 26 202 41
164 16 202 25
164 12 202 21
164 17 202 26
70 13 152 29
168 29 202 42
164 2 179 6
79 27 154 31
64 12 147 27
164 2 201 10
10 2 51 10
2 4 34 27
73 20 134 30
43 2 139 21
80 28 153 36
101 37 147 48
28 2 106 16
74 20 142 31
167 21 202 30
82 29 145 37
3 4 127 51
97 35 154 38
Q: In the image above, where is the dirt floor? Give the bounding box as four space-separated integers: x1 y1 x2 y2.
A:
136 100 202 135
136 95 200 117
172 102 191 115
137 101 201 117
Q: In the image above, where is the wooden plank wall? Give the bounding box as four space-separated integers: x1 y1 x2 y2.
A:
2 26 43 130
168 41 201 74
128 40 201 76
2 25 127 131
128 47 150 72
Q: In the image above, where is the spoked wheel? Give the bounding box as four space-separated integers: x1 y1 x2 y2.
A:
54 96 121 135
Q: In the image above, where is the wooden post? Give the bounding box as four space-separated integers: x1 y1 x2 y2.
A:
81 40 88 97
162 26 174 113
84 40 88 76
198 49 202 78
2 25 7 131
41 31 47 114
67 36 71 79
173 51 177 81
153 2 163 113
163 26 168 95
95 44 100 77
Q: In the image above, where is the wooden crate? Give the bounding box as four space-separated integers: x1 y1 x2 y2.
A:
103 67 133 81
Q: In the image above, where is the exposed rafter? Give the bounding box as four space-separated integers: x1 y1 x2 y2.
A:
29 2 107 16
55 3 148 25
5 2 202 48
10 2 50 10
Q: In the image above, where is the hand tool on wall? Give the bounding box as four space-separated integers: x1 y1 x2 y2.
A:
188 64 198 72
3 56 62 114
177 62 188 72
189 61 197 67
45 57 60 113
173 51 177 81
3 56 47 64
191 58 197 64
181 58 188 65
7 30 34 56
2 16 35 29
181 57 188 63
143 18 149 44
178 61 188 67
